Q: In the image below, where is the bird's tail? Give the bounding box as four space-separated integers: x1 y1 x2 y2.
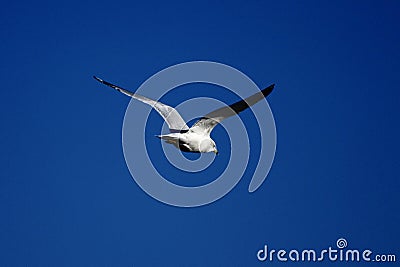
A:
155 134 179 145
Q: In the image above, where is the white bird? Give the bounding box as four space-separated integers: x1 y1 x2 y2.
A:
94 76 274 154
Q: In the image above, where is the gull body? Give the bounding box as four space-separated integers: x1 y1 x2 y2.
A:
157 132 217 153
94 76 274 154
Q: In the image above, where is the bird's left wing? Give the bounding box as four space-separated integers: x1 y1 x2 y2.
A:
94 76 190 132
190 84 275 135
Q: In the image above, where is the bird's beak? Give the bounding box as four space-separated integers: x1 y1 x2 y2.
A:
214 149 218 155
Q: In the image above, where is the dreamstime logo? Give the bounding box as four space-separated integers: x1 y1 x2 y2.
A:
337 238 348 249
257 238 396 263
122 61 276 207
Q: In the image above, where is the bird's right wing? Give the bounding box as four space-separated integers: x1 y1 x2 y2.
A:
94 76 189 132
190 84 275 135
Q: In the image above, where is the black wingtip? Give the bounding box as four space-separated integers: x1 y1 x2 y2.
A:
261 83 275 97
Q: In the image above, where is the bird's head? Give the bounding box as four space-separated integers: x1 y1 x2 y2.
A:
199 138 218 154
212 140 218 155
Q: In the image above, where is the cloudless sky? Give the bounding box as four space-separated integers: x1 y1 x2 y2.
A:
0 0 399 266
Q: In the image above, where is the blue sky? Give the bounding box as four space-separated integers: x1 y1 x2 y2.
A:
0 0 399 266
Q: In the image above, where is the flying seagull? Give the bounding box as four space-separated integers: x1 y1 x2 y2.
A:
94 76 274 154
